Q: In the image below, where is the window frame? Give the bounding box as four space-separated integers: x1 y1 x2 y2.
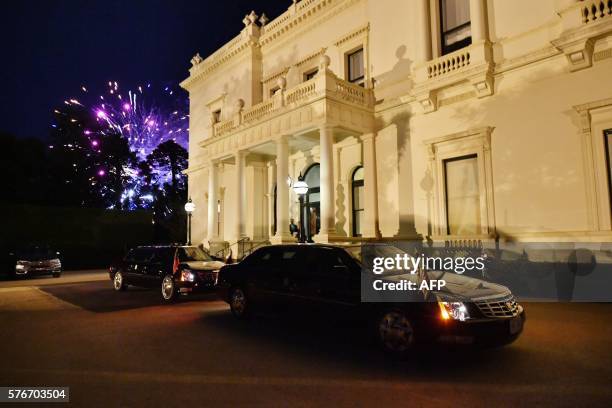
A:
439 0 472 56
303 68 319 82
346 47 365 86
575 99 612 232
605 129 612 221
443 154 479 235
351 166 364 237
424 127 495 239
269 86 280 98
212 109 221 124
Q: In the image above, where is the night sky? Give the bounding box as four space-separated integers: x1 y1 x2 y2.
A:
0 0 288 140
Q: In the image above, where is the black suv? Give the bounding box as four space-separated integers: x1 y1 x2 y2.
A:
217 244 525 358
109 245 225 302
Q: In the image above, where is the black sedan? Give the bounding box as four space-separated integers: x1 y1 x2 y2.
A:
109 245 225 302
217 244 525 358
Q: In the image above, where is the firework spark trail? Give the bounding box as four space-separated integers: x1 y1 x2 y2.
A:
81 81 189 160
53 81 189 210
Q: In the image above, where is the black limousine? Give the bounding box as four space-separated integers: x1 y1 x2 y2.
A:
110 245 225 302
217 244 525 357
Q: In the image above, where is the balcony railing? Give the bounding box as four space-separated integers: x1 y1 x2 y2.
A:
553 0 612 71
212 70 374 138
243 99 274 123
427 48 471 79
581 0 612 24
285 80 317 104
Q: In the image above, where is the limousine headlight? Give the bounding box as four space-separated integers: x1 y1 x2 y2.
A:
438 300 470 321
180 269 195 282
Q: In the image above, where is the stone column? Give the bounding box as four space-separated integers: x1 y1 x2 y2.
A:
417 0 432 62
469 0 488 42
271 136 294 243
234 150 247 240
361 133 381 238
207 161 218 243
317 125 337 242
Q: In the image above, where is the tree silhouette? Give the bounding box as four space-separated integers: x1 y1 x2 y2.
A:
147 140 187 198
95 133 137 209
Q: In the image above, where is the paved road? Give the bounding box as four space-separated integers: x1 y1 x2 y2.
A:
0 277 611 407
0 269 108 288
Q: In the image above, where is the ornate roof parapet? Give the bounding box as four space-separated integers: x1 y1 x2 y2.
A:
181 10 265 90
181 0 350 90
190 53 203 67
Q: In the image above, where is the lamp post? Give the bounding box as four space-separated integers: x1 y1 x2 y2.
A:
184 197 195 246
292 173 309 243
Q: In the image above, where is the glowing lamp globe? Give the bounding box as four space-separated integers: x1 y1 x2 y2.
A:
292 180 309 196
184 199 195 213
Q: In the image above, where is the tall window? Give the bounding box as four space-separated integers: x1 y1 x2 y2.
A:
304 68 318 81
444 155 480 235
347 48 365 86
605 129 612 214
352 166 364 237
269 86 280 98
212 109 221 124
440 0 471 55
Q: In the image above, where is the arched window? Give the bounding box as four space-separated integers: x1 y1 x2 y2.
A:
351 166 364 237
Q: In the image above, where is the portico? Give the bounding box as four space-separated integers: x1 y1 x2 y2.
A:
190 52 378 251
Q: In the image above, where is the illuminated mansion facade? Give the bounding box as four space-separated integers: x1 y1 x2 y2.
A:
181 0 612 253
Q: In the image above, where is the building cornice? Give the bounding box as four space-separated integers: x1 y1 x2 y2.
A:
180 34 258 91
333 23 369 47
259 0 339 48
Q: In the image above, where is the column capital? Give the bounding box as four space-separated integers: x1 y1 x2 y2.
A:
273 134 290 143
360 132 377 142
319 123 336 132
234 149 247 159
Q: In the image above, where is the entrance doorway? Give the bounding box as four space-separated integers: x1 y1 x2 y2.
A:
302 164 320 241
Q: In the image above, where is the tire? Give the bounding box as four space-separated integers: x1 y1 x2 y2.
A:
113 271 126 291
376 309 416 359
161 275 178 303
52 271 61 278
229 286 250 319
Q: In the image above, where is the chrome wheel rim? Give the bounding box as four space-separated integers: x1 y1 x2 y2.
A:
231 289 246 315
113 272 122 290
379 311 414 353
162 276 174 300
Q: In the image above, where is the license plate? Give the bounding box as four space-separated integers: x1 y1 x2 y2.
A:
509 316 523 334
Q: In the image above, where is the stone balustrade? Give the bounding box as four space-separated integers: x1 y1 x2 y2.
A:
581 0 612 24
553 0 612 71
211 70 374 138
412 41 493 113
285 79 317 104
242 99 275 123
426 48 471 79
213 118 236 137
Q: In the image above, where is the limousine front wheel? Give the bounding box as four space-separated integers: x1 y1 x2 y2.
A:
161 275 178 302
229 287 250 319
113 271 126 291
377 310 415 358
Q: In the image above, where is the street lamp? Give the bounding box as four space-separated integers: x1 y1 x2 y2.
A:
184 197 195 246
292 173 309 243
